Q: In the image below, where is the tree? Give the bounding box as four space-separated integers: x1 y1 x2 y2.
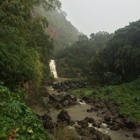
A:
90 20 140 83
0 0 61 87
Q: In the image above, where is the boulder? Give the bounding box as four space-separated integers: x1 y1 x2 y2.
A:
57 110 71 122
55 103 63 109
62 99 69 107
43 121 54 129
125 118 135 129
87 107 98 112
96 130 111 140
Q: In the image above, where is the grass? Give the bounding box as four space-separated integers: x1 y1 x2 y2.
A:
71 79 140 124
53 125 78 140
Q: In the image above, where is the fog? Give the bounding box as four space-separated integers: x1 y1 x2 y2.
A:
60 0 140 36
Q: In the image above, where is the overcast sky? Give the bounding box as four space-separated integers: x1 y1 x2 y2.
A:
60 0 140 36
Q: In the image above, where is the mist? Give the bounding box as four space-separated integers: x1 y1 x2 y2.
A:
60 0 140 36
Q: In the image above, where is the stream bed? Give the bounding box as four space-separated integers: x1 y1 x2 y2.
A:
49 103 136 140
31 79 139 140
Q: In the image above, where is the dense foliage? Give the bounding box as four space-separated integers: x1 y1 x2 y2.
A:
55 32 113 77
90 20 140 84
0 83 50 140
0 0 61 88
0 0 61 139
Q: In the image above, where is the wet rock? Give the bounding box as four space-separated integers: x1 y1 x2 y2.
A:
41 114 52 121
62 99 69 107
78 120 88 128
89 127 96 134
43 121 54 129
101 108 108 114
40 114 54 130
95 103 102 109
49 94 64 102
96 130 111 140
69 99 76 105
75 124 82 129
119 113 126 119
57 110 71 122
82 96 93 103
133 128 140 138
125 118 135 129
104 114 113 122
87 107 98 112
55 103 63 109
110 125 120 131
114 118 122 123
88 118 95 123
69 120 75 125
83 117 90 122
51 80 88 92
92 120 102 128
97 113 103 118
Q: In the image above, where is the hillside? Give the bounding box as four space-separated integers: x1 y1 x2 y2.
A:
34 7 80 55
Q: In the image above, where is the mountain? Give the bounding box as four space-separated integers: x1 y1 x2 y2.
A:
34 7 80 55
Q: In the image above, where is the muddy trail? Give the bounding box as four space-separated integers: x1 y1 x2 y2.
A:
31 80 140 140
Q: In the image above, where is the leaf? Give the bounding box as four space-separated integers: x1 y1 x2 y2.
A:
27 128 33 133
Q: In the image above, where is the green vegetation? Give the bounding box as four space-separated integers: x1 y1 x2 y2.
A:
0 0 61 88
1 0 140 138
0 0 61 139
72 78 140 124
0 83 50 140
90 20 140 84
55 32 113 77
53 125 78 140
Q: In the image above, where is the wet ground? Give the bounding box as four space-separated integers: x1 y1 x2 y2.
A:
49 103 136 140
30 80 138 140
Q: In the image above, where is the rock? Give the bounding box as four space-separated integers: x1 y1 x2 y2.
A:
77 117 93 128
41 114 52 121
69 99 75 105
82 96 93 103
78 120 88 128
89 127 96 134
87 107 98 112
88 118 95 123
69 120 75 125
110 125 120 131
114 118 122 123
133 128 140 138
104 115 111 122
43 121 54 129
57 110 71 122
97 113 103 118
62 99 69 107
92 120 102 128
55 103 63 109
75 124 82 129
125 118 135 129
95 103 102 109
96 130 111 140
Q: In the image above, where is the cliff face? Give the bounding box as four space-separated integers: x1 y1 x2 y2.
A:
34 7 80 54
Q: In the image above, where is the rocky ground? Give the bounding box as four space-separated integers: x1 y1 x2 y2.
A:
35 80 140 140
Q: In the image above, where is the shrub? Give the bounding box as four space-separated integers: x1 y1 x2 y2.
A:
0 83 49 140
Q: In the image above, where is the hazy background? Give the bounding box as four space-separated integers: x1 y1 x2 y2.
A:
60 0 140 36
